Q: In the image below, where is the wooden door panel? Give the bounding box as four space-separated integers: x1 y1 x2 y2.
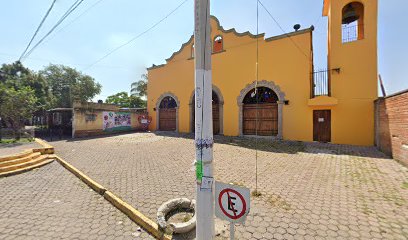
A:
159 109 176 131
313 110 331 142
243 104 278 136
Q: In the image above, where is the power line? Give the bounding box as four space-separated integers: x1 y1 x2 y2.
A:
44 0 107 44
21 0 85 61
257 0 311 61
19 0 57 61
83 0 190 71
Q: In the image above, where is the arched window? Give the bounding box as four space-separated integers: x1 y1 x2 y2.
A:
213 35 223 53
159 96 177 109
243 87 279 104
342 2 364 43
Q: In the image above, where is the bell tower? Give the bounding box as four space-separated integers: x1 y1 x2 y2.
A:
324 0 378 99
322 0 378 145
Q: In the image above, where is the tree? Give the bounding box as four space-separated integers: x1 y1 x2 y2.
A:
0 85 37 140
40 64 102 108
0 61 53 110
131 74 147 98
106 91 146 108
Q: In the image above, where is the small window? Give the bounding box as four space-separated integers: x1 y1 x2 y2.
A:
342 2 364 43
213 35 223 53
191 43 195 58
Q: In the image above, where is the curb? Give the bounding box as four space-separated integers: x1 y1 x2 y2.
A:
53 153 172 240
0 149 33 162
34 138 54 154
104 191 172 240
54 156 106 195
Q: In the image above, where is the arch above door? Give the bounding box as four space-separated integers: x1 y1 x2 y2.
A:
237 80 286 139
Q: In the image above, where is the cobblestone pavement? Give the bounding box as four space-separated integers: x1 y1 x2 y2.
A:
50 132 408 240
0 142 42 156
0 161 154 240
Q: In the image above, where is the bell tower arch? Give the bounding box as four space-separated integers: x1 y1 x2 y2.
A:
323 0 378 100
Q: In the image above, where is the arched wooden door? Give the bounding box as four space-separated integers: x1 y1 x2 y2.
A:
192 91 220 135
159 96 177 131
243 87 278 136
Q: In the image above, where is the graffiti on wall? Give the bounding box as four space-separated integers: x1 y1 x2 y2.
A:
103 112 131 132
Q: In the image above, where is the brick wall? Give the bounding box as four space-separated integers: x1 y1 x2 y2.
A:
375 90 408 165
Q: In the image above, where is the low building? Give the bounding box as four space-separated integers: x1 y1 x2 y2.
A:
147 0 378 146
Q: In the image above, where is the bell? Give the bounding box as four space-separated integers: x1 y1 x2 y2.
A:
342 4 359 24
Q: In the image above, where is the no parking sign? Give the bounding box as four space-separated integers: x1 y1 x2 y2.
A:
215 181 250 223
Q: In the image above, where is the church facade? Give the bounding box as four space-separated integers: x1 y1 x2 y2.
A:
147 0 378 146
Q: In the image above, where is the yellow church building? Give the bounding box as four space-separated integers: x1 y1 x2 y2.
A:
147 0 378 146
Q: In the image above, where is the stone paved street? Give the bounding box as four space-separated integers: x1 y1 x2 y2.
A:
0 161 153 240
48 132 408 240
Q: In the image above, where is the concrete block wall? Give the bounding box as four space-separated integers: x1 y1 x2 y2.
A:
375 90 408 165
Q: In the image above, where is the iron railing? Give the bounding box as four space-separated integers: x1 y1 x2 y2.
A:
312 69 330 98
342 24 363 43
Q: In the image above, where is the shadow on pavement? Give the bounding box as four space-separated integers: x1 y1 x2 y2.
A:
153 131 390 159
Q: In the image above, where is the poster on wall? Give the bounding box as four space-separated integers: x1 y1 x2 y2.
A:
103 112 132 132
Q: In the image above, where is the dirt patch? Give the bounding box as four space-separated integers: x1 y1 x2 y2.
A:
267 194 292 211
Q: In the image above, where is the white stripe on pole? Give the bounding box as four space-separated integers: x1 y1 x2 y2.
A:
194 0 214 239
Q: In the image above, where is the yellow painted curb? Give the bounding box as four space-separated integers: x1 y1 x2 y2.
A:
54 155 172 240
0 149 33 162
34 138 54 154
104 191 172 240
54 156 106 195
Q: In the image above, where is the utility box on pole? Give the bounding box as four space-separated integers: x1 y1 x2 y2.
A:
194 0 215 239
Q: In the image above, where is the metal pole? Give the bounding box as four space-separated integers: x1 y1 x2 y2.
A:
230 223 235 240
379 74 387 97
194 0 214 239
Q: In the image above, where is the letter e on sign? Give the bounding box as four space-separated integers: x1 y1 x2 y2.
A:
215 181 250 223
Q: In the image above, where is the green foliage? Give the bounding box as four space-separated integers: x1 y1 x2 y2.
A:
40 64 102 108
106 91 146 108
0 85 37 139
131 74 147 97
0 61 53 109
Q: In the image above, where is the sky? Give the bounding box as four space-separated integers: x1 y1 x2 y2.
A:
0 0 407 101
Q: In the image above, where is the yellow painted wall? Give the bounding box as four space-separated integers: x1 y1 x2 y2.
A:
148 9 378 146
72 102 144 136
148 16 314 142
323 0 378 146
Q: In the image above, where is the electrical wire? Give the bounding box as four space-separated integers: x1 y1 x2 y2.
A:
21 0 85 61
83 0 190 71
255 0 260 194
44 0 107 44
257 0 311 61
19 0 57 61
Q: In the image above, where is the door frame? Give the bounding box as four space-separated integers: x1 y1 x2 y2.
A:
156 92 180 132
237 80 286 139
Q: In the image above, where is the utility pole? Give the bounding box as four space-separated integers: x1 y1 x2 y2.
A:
194 0 214 239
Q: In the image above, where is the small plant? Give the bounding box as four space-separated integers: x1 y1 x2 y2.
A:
182 214 192 223
402 182 408 190
251 190 262 197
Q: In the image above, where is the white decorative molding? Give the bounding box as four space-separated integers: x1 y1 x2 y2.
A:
156 92 180 132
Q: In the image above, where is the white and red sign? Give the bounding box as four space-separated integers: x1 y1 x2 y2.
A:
215 181 250 223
